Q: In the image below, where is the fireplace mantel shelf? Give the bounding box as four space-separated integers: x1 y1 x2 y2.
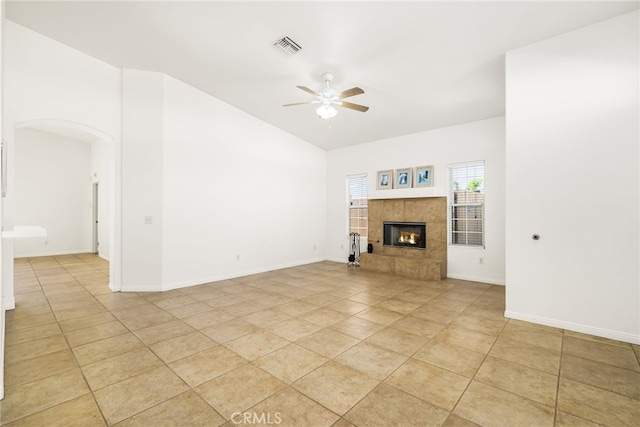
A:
369 187 446 200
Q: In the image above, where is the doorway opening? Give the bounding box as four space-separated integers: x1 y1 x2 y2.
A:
92 181 99 254
8 119 121 293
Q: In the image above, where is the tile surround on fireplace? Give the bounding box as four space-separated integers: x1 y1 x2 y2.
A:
360 197 447 280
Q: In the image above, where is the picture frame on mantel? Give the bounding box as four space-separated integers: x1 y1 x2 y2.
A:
377 170 393 190
414 165 434 188
395 168 412 189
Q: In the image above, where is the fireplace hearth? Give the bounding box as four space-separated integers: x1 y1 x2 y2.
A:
384 222 426 250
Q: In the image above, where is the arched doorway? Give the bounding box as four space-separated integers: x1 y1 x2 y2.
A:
10 119 121 292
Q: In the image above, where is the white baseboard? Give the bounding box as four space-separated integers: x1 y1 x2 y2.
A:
119 283 162 293
504 310 640 345
322 258 507 286
0 385 4 400
162 257 327 292
4 297 15 310
118 258 327 293
446 273 505 286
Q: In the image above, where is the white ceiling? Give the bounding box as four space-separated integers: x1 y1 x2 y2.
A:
6 1 639 150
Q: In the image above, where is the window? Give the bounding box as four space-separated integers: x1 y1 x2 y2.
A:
348 174 368 239
449 162 485 247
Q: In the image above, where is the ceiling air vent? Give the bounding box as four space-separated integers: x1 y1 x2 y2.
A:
273 36 302 55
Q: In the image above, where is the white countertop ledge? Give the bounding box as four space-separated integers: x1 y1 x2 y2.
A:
2 226 48 238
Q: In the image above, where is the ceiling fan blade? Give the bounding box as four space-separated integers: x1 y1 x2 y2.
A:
336 101 369 112
337 87 364 99
283 101 320 107
297 86 318 96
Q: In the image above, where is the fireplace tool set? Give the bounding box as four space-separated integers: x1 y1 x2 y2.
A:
348 232 360 267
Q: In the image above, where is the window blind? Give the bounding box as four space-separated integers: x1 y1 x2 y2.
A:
449 162 485 247
348 174 368 239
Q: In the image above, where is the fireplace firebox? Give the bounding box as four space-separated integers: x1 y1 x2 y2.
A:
383 222 426 250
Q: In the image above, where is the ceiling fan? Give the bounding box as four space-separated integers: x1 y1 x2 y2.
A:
283 72 369 119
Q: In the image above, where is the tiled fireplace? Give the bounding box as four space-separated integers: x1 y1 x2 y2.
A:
360 197 447 280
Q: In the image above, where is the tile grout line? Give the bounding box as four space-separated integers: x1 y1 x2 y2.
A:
7 256 638 426
553 329 565 426
59 257 215 427
433 285 509 422
15 255 110 426
52 255 111 427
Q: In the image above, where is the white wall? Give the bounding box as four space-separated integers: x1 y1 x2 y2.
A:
326 117 505 285
4 20 328 295
121 69 164 291
13 128 92 256
505 11 639 343
161 75 327 289
118 71 327 291
1 0 6 401
2 22 121 165
3 21 122 297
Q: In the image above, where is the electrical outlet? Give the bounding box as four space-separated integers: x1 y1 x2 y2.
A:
144 216 153 224
236 254 240 261
44 240 48 245
313 243 317 250
479 257 484 265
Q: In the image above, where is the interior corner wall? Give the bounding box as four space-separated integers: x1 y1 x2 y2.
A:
505 11 639 343
160 75 327 289
121 69 164 291
326 117 505 285
13 128 92 257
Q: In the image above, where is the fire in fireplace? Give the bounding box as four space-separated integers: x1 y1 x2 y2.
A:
383 222 426 249
398 231 419 245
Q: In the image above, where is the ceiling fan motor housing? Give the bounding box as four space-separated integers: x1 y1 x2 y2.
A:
318 87 338 101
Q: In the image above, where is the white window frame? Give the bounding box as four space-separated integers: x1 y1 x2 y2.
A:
347 174 368 240
448 161 485 248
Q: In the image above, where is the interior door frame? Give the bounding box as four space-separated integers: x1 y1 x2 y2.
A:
92 181 99 254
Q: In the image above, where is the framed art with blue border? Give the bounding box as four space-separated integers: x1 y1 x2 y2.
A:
377 170 393 190
395 168 411 189
414 165 433 187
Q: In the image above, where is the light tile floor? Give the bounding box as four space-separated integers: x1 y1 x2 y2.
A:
1 254 639 426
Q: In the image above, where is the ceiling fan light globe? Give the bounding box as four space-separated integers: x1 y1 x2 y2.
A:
317 104 338 119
